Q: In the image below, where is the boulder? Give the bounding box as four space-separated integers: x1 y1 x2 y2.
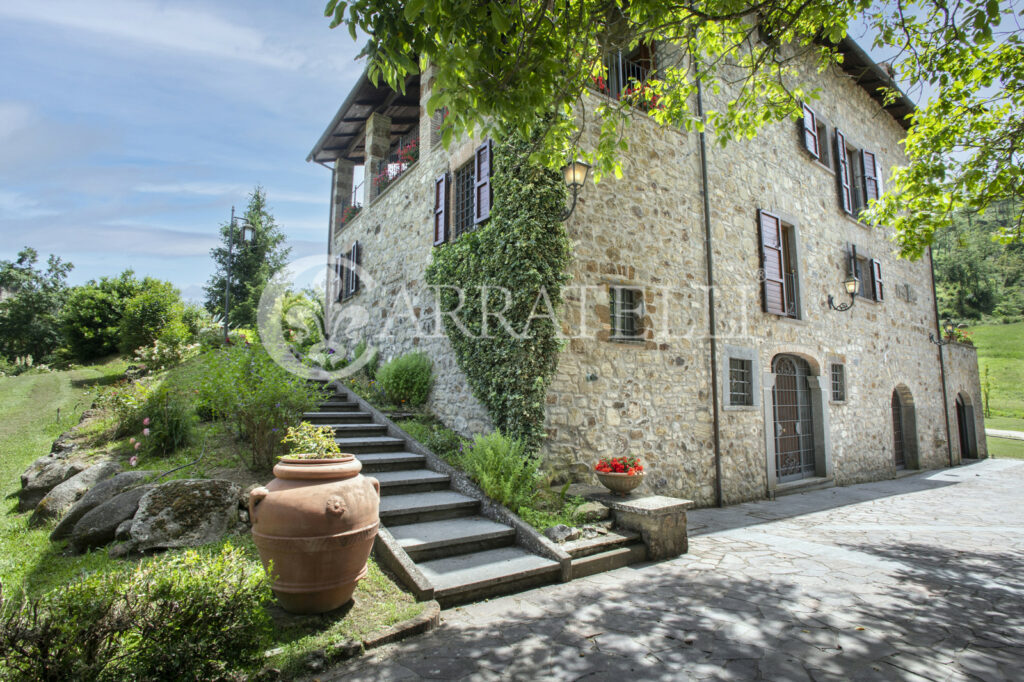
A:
576 501 610 522
544 524 581 543
130 479 241 552
69 485 154 553
51 471 152 540
30 461 121 527
19 459 87 512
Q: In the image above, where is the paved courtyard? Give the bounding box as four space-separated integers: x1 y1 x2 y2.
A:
324 459 1024 681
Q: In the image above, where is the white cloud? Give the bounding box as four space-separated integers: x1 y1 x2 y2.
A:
0 102 33 141
135 182 324 205
0 1 304 70
0 190 58 219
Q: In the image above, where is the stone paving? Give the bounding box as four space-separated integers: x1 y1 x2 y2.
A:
321 459 1024 681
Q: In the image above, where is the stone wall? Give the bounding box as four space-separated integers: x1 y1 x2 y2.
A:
944 342 987 460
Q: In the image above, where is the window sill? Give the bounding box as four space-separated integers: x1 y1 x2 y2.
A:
842 212 876 231
806 155 835 176
829 400 847 406
764 312 807 325
723 403 759 412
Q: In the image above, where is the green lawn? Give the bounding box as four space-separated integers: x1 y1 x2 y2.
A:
1 361 424 677
966 322 1024 419
987 436 1024 459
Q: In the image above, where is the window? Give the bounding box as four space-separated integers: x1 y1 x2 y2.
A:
758 210 800 318
337 241 361 301
609 286 644 342
452 161 475 239
598 43 656 106
729 358 754 406
831 364 846 402
848 245 884 302
835 130 880 217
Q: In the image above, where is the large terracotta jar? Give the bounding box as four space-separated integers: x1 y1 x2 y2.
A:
249 455 379 614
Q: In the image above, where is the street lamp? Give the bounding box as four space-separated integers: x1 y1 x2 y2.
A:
559 157 592 221
828 274 861 312
929 319 957 346
223 205 255 342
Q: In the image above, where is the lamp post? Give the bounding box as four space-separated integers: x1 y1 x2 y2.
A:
929 319 957 346
559 157 592 221
223 205 255 342
827 274 861 312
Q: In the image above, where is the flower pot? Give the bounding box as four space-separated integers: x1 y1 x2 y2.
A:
249 455 379 614
596 471 645 496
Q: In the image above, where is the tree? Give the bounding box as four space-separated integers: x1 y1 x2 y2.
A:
59 270 146 361
325 0 1023 257
204 187 291 329
118 279 186 354
0 247 72 361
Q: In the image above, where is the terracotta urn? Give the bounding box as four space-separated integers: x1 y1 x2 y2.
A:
596 471 645 496
249 455 379 614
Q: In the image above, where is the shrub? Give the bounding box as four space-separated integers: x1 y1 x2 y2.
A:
139 385 196 456
59 271 145 362
117 279 185 354
0 543 273 681
281 422 342 458
100 379 154 437
458 431 539 513
376 352 433 407
396 417 466 465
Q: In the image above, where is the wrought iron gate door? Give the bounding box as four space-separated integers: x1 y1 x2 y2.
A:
892 391 906 468
772 356 816 482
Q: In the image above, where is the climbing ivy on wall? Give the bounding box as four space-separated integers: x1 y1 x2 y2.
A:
425 132 570 451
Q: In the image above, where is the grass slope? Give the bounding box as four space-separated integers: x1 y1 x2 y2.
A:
967 322 1024 458
1 361 424 676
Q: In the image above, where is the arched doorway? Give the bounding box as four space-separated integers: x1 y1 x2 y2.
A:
772 355 816 482
955 393 977 459
891 391 906 468
891 385 919 469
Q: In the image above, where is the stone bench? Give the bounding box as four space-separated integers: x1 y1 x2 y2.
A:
583 491 694 560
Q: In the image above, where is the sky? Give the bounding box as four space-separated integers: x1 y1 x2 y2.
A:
0 0 364 301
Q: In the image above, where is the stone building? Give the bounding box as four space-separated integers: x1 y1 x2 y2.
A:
307 36 985 508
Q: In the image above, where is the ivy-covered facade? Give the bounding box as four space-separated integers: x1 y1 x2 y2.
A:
308 37 986 507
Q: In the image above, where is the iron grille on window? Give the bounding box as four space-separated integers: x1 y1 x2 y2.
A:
452 161 476 240
609 286 643 342
729 358 754 406
831 364 846 401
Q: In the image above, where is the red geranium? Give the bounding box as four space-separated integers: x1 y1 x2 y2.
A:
595 456 643 476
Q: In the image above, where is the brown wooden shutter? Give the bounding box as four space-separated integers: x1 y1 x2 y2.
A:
801 104 819 159
835 129 853 214
870 258 884 301
473 139 493 224
334 255 344 303
862 150 879 203
848 244 858 280
351 241 361 294
758 209 786 315
433 173 449 245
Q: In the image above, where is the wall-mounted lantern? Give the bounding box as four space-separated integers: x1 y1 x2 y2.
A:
929 319 957 346
559 158 592 221
827 274 860 312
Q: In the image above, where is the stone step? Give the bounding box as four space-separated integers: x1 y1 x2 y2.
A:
329 423 388 437
334 435 406 454
317 400 361 411
372 469 451 495
562 529 643 559
389 516 516 562
379 491 479 526
303 410 361 421
417 546 561 608
306 411 373 424
570 544 648 580
357 451 426 473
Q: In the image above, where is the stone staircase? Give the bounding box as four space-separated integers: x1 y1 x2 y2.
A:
302 383 648 608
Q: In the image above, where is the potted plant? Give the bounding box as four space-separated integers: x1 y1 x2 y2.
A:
595 456 645 496
249 422 380 614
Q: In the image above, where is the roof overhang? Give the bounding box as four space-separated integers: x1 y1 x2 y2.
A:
830 35 916 130
307 69 421 165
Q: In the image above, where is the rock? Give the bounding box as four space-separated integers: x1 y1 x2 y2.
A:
130 479 241 552
576 501 610 522
239 509 250 525
19 459 87 512
51 471 153 540
544 524 581 543
115 519 133 541
30 461 121 527
108 542 132 559
69 485 154 553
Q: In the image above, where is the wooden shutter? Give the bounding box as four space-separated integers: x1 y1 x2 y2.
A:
870 258 884 301
473 139 493 224
835 129 853 214
862 150 879 203
433 173 449 245
848 243 858 281
350 241 361 294
801 104 819 159
334 255 344 303
758 209 786 315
